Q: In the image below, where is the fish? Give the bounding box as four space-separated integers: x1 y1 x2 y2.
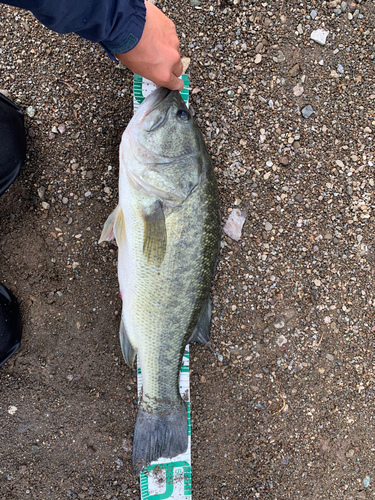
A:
99 87 220 475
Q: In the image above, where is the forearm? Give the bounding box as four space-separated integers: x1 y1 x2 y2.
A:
2 0 146 58
2 0 183 90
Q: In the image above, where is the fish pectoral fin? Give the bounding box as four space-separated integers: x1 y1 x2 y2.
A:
188 296 212 344
119 318 137 368
142 201 167 266
99 206 126 250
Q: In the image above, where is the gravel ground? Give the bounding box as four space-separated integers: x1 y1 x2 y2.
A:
1 0 375 498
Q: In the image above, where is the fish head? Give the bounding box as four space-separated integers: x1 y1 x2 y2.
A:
122 87 207 205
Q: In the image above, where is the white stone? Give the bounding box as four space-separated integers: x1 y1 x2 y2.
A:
223 209 246 241
310 28 329 46
293 83 304 96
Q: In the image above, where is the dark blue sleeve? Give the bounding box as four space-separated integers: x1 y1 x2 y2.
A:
2 0 146 59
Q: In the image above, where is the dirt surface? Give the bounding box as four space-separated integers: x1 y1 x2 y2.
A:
1 0 375 498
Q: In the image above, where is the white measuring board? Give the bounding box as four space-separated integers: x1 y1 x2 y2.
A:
133 74 192 500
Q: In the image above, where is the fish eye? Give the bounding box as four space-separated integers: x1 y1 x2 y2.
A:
177 109 190 122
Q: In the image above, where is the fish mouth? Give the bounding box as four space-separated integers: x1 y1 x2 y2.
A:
125 87 178 136
142 88 177 119
136 87 179 125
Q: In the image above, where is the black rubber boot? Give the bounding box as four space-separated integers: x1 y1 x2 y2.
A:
0 92 26 366
0 285 22 367
0 92 26 196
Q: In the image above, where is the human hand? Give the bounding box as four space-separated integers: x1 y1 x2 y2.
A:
116 1 183 91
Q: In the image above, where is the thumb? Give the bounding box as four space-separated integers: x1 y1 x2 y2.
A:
167 74 184 92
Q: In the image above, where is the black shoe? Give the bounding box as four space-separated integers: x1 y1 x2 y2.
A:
0 285 22 367
0 92 26 196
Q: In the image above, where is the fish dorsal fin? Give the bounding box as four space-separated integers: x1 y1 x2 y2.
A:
142 201 167 266
99 206 126 250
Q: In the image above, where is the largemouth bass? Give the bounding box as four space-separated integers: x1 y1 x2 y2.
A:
100 87 220 475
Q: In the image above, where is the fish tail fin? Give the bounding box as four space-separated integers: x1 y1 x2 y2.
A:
133 400 188 475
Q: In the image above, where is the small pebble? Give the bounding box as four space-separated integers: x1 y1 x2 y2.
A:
58 123 66 134
289 63 300 77
254 54 262 64
337 64 344 74
310 29 329 46
279 157 289 166
8 406 17 415
223 209 247 241
265 222 273 232
276 335 287 346
37 186 46 199
26 106 35 118
310 9 317 19
293 83 304 97
181 57 191 73
274 319 285 329
363 476 370 488
301 105 314 118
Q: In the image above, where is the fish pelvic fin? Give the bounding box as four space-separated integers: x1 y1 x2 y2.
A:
188 296 212 344
119 317 136 368
142 200 167 266
133 400 188 476
99 206 126 250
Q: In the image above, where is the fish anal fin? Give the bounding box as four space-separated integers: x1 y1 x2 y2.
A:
188 296 212 344
119 317 136 368
142 201 167 266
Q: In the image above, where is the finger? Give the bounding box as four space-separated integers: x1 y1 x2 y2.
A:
166 74 184 91
172 58 184 78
